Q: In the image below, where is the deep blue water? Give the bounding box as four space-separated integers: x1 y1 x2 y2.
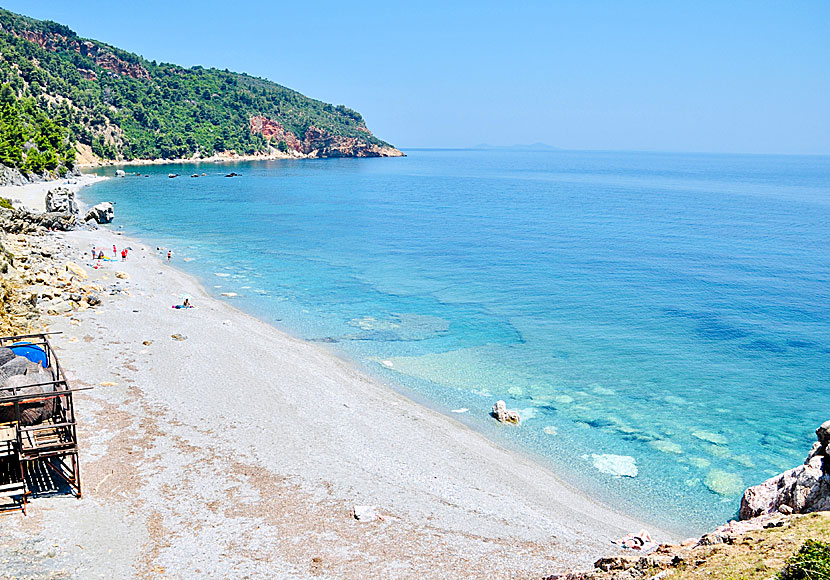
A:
84 150 830 535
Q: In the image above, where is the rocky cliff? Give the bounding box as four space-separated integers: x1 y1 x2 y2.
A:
249 116 403 158
740 421 830 519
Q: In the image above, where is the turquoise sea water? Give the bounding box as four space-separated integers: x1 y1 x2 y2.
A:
84 150 829 535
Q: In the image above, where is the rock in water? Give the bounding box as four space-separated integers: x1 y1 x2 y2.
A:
115 169 126 177
739 419 830 519
491 400 520 424
84 202 114 224
591 453 638 478
45 187 79 215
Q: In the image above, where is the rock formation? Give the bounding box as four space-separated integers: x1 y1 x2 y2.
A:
249 116 404 158
84 202 114 224
739 420 830 519
491 400 520 424
0 207 76 233
45 187 79 215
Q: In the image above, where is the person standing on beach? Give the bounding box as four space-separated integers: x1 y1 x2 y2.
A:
113 244 117 257
167 250 172 263
121 249 127 261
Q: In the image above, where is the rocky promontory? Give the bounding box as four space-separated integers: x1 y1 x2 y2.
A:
541 422 830 580
249 116 404 158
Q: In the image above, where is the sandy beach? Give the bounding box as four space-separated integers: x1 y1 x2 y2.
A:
0 177 667 579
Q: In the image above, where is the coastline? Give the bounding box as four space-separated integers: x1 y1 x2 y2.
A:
76 150 299 169
76 147 405 170
1 176 668 578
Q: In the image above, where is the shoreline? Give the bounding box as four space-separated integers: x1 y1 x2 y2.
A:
1 176 669 578
76 151 300 169
76 148 405 170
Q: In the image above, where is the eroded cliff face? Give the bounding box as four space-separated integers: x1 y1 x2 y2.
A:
6 28 150 79
249 116 404 158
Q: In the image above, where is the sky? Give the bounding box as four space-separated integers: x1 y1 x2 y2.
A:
5 1 829 154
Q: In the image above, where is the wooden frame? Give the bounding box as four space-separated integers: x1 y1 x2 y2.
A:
0 332 86 513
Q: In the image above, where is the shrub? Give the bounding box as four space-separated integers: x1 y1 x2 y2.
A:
779 539 830 580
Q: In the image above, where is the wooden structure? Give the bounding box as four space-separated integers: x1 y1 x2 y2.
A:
0 332 85 513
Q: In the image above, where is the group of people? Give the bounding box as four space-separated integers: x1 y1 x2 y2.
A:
90 244 128 261
91 245 174 262
89 243 191 308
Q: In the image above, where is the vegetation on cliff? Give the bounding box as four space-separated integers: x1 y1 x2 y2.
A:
0 84 75 175
0 7 399 169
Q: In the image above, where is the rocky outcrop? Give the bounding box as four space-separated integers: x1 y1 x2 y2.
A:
739 420 830 520
45 187 79 215
0 208 76 233
84 202 114 224
8 27 150 80
249 116 404 158
0 166 29 187
249 116 303 151
491 400 520 424
301 126 404 158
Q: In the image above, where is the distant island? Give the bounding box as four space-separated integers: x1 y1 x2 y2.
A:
0 8 402 178
472 142 561 151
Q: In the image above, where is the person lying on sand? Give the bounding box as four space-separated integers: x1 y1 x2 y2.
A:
613 529 657 552
172 298 193 309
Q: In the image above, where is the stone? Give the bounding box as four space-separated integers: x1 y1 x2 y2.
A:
65 262 88 280
115 271 129 279
704 469 743 497
85 293 101 306
171 333 187 341
739 419 830 519
0 356 29 383
591 453 638 478
84 202 114 224
115 169 126 177
0 347 15 366
45 187 79 215
491 400 520 424
353 505 378 522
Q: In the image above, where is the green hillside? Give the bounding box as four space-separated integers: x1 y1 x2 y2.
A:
0 7 399 174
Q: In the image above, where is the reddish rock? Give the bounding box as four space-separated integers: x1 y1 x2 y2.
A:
8 27 149 80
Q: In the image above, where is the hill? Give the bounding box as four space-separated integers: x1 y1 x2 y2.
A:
0 7 402 177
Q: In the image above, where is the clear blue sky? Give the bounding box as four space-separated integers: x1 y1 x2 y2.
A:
5 1 829 153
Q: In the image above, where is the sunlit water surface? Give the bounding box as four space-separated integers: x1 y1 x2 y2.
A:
84 150 830 535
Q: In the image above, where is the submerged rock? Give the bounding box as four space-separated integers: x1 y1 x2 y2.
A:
591 454 638 478
704 469 743 497
740 419 830 519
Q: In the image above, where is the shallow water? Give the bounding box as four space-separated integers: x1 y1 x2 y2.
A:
85 150 830 535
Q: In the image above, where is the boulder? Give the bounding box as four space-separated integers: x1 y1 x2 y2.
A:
0 356 29 385
491 400 520 424
45 187 79 215
65 262 88 280
85 202 114 224
0 347 15 366
739 420 830 519
115 169 126 177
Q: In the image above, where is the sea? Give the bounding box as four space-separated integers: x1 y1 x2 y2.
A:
83 149 830 536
